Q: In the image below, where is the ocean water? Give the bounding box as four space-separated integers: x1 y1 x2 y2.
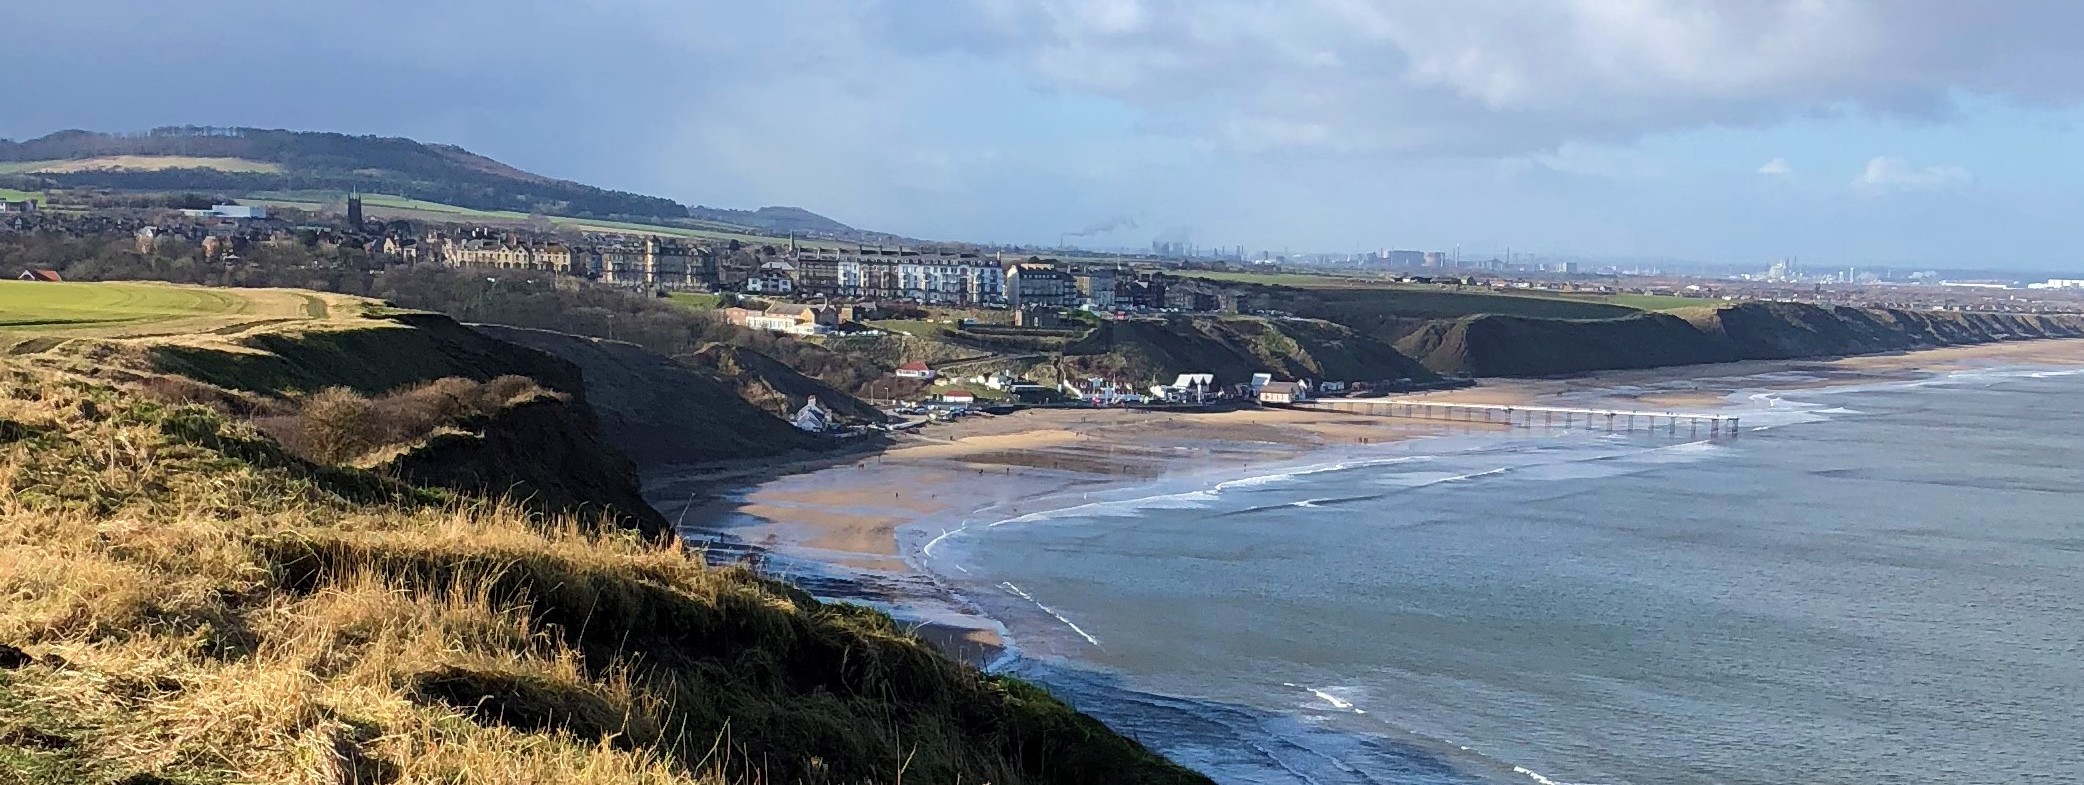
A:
913 368 2084 785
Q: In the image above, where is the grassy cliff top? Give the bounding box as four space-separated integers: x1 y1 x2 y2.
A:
0 285 1212 785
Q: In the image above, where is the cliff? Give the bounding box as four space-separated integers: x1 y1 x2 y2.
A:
1397 301 2084 377
0 283 1213 785
1059 315 1439 386
471 326 837 468
679 342 890 424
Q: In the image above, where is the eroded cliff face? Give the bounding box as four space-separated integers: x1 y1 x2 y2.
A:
1396 302 2084 377
382 393 669 537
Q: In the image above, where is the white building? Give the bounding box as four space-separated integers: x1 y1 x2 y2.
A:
827 249 1006 305
210 205 268 220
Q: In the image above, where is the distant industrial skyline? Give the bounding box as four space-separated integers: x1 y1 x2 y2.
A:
6 1 2084 270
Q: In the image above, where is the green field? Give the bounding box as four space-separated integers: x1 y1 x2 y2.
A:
667 291 724 310
1179 269 1702 320
243 190 851 250
1177 270 1394 289
0 280 357 345
866 319 952 337
1595 293 1712 311
0 188 45 204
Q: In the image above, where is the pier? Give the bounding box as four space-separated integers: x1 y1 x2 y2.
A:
1305 398 1740 437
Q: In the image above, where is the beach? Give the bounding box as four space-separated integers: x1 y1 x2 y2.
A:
652 337 2084 669
646 405 1458 665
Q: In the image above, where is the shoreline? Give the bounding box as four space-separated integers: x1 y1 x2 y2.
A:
658 337 2084 666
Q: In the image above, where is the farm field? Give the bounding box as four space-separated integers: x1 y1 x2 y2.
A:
666 291 724 310
1180 269 1682 320
0 188 45 204
0 156 283 174
0 280 365 350
242 190 853 250
1595 293 1717 311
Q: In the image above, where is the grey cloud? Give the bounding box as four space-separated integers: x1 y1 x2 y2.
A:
869 0 2084 156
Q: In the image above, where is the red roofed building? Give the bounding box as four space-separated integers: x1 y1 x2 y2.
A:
939 389 976 404
16 269 63 282
894 361 936 380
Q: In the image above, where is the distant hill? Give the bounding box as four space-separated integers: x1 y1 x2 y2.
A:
687 204 862 236
0 126 878 240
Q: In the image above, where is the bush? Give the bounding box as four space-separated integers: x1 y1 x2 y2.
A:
293 387 378 464
252 377 556 466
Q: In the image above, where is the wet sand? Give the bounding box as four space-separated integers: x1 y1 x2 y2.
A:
648 406 1453 665
659 337 2084 666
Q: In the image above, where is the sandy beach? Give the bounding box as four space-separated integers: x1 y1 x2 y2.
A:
654 337 2084 666
646 405 1477 664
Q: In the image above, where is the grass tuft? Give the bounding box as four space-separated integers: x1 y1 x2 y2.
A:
0 356 1211 785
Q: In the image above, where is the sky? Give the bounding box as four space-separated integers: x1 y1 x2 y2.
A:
5 1 2084 270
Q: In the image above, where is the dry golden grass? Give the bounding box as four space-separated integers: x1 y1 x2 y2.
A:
0 358 1211 785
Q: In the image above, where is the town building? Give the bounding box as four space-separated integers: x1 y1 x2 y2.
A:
597 237 697 289
438 237 587 275
1068 265 1119 308
808 246 1006 305
894 361 937 380
1007 262 1078 309
1060 377 1148 405
0 199 37 214
209 205 268 220
746 261 798 294
722 303 837 335
1257 380 1308 404
1150 373 1215 403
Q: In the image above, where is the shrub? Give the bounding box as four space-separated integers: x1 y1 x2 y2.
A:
253 377 556 466
295 387 378 464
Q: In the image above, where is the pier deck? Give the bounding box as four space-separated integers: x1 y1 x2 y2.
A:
1304 398 1740 436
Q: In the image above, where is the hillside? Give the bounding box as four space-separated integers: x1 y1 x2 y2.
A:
471 325 844 468
1059 315 1438 386
679 342 891 424
0 281 1212 785
1397 301 2084 377
0 127 870 238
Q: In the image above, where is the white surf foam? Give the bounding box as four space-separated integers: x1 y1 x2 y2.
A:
999 582 1101 647
1282 682 1367 715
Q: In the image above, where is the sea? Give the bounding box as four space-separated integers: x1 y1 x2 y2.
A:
906 366 2084 785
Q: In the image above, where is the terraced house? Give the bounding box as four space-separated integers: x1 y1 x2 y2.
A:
435 236 586 274
798 246 1007 305
597 237 698 289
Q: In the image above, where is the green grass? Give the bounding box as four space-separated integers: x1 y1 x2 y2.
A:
666 291 723 310
241 191 852 249
0 280 260 332
867 319 951 337
0 188 44 204
1176 270 1671 320
1595 293 1711 311
0 280 354 337
1176 270 1392 288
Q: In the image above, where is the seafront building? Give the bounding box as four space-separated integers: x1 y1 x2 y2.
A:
436 233 701 289
798 246 1007 305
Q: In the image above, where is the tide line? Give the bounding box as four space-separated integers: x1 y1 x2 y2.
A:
999 582 1102 647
